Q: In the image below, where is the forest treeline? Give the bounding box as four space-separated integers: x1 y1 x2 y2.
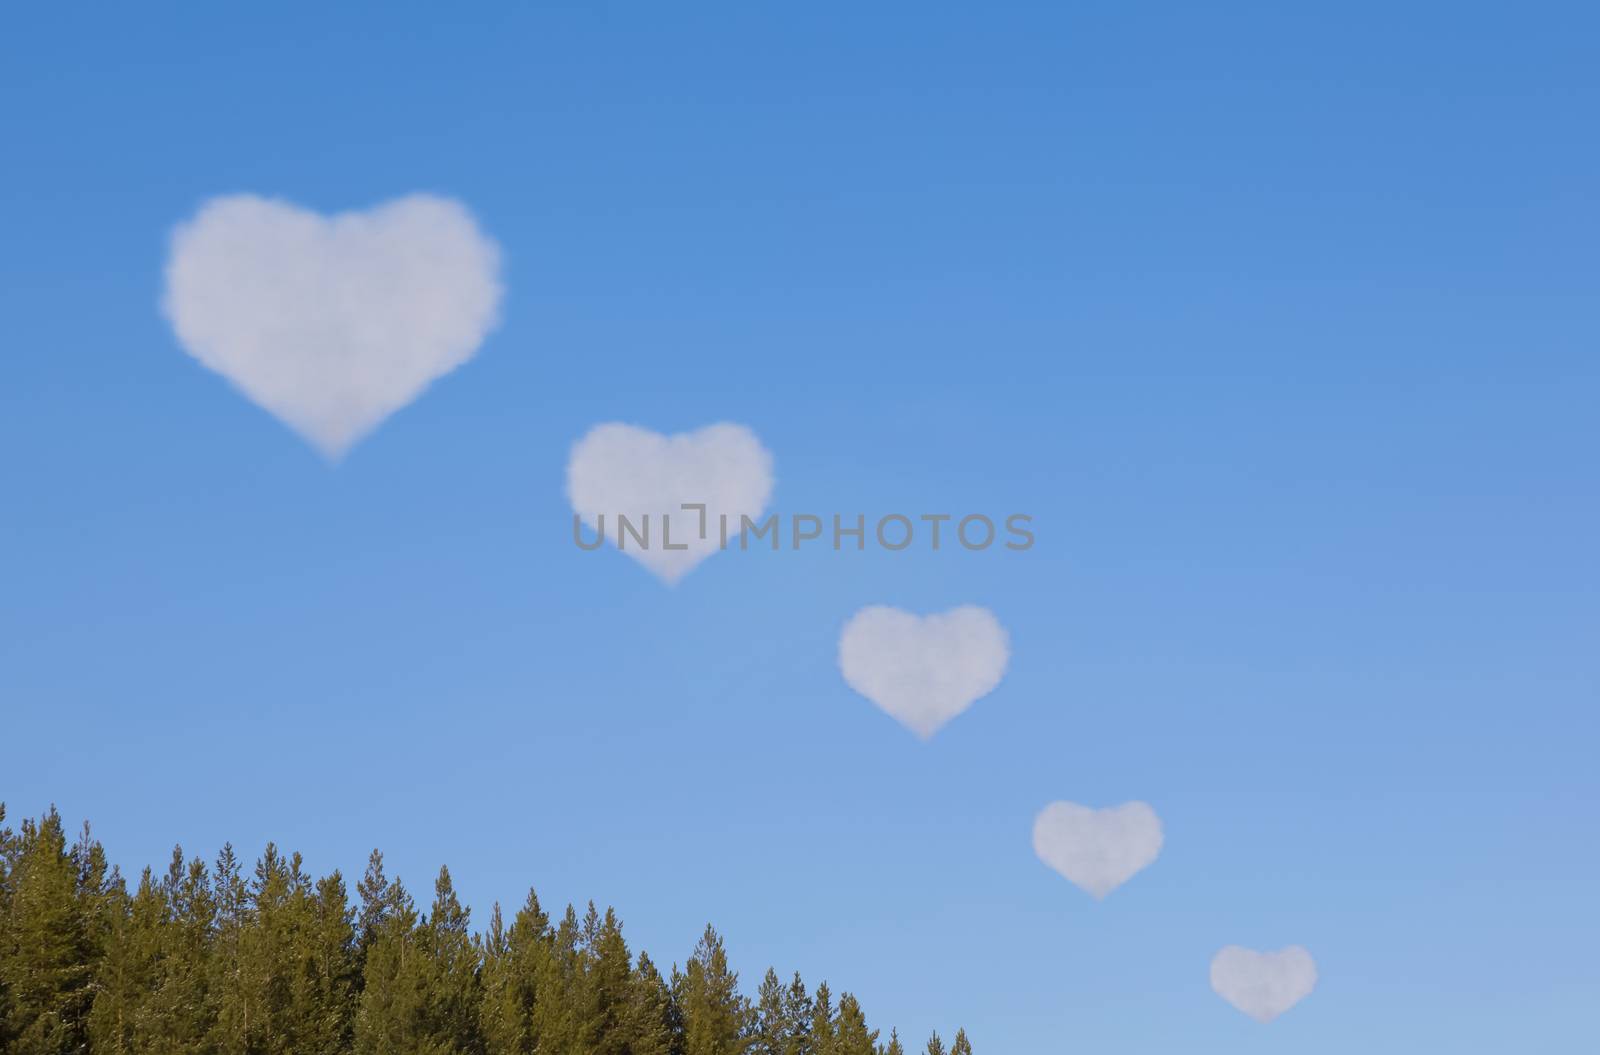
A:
0 806 973 1055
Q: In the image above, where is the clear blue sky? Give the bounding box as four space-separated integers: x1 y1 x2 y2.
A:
3 3 1597 1051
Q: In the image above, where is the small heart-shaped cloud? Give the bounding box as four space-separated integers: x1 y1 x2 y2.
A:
163 194 503 459
566 423 775 585
1209 945 1318 1023
1032 801 1163 899
838 606 1010 739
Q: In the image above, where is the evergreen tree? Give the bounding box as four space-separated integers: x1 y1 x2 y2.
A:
808 982 836 1055
677 925 751 1055
781 973 812 1055
419 865 484 1054
479 889 550 1055
0 808 96 1052
0 804 13 1051
477 902 517 1055
923 1032 946 1055
356 849 393 967
529 904 582 1053
237 842 301 1054
148 849 218 1048
753 968 788 1055
86 866 160 1055
72 822 121 988
292 870 357 1054
833 994 877 1055
209 842 253 1054
580 906 634 1054
0 810 969 1055
626 951 680 1055
353 873 423 1054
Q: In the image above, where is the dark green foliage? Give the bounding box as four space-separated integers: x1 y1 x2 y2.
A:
0 806 974 1055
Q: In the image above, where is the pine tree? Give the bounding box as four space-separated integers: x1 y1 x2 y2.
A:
0 811 963 1055
356 849 392 967
0 808 96 1052
479 888 550 1055
209 841 252 1054
529 903 582 1053
808 982 836 1055
69 824 126 1051
833 994 877 1055
753 968 788 1055
147 849 218 1048
419 865 484 1054
626 951 680 1055
291 870 357 1054
781 973 812 1055
580 906 635 1054
0 803 13 1051
239 842 302 1054
353 873 423 1054
71 822 121 988
678 925 752 1055
478 902 518 1055
86 866 160 1054
924 1032 946 1055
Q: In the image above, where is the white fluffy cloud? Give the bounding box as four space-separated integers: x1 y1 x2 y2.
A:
1209 945 1318 1023
837 606 1010 739
163 194 503 459
1032 801 1164 899
566 423 775 584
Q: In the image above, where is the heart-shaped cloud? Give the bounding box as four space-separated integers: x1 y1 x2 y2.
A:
837 606 1009 739
1032 801 1164 899
566 423 775 584
163 194 503 459
1209 945 1318 1023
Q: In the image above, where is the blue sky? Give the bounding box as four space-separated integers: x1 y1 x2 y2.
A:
3 2 1598 1050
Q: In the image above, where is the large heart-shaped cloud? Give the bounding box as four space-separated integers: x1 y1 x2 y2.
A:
1032 801 1164 899
1209 945 1318 1023
838 606 1009 739
163 194 503 459
566 423 775 584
